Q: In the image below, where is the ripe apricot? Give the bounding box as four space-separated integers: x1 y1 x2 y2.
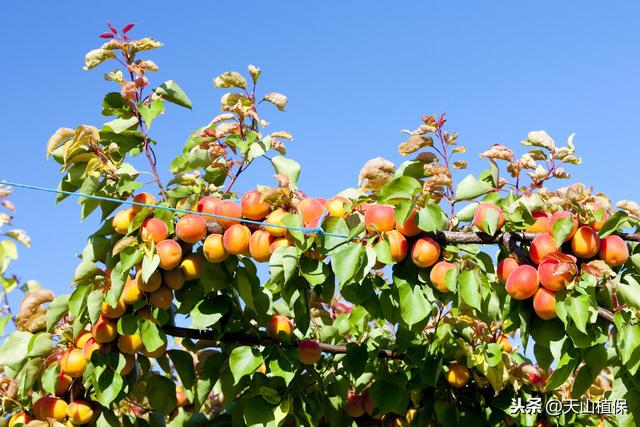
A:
249 230 273 262
135 269 162 293
176 386 189 407
122 276 144 305
54 372 73 396
505 265 539 300
101 297 126 319
547 211 578 242
9 412 33 427
203 234 229 263
327 196 352 218
180 253 205 280
132 192 156 211
429 261 456 293
297 198 326 227
120 354 136 376
112 208 135 235
473 203 505 235
214 200 242 229
197 195 221 221
270 237 291 252
538 259 574 292
589 203 609 231
241 189 271 220
176 214 208 244
599 235 629 267
149 286 173 310
410 237 441 268
36 396 67 422
344 394 365 418
156 239 183 270
223 224 251 255
397 209 421 237
143 341 167 359
264 209 289 237
446 362 470 388
497 335 513 353
66 400 94 425
525 211 550 233
268 314 293 338
497 257 519 285
140 218 169 243
364 204 396 233
74 331 92 349
60 348 87 378
298 339 322 365
82 337 101 360
163 268 185 290
533 287 557 320
529 233 560 265
91 315 117 344
118 334 143 355
571 226 600 258
384 230 408 263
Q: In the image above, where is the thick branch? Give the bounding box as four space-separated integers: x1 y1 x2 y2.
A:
162 325 403 359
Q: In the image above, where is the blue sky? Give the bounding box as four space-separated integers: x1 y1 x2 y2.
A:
1 1 639 316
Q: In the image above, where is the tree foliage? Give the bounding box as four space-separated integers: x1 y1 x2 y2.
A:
2 24 640 427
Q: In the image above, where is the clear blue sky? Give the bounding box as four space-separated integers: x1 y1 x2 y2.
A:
1 1 639 311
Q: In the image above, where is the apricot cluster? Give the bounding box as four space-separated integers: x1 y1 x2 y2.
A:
500 210 629 320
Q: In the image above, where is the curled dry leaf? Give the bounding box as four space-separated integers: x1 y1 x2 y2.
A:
6 229 31 247
452 160 467 170
274 174 290 189
129 38 163 53
528 165 548 181
248 64 261 83
208 113 235 127
358 157 396 191
214 71 247 89
479 144 514 162
400 123 437 135
581 260 615 278
0 185 11 198
518 153 537 170
452 146 466 154
46 128 75 158
522 130 555 151
270 131 293 141
16 289 54 332
83 48 116 70
552 167 571 179
617 200 640 220
104 69 125 83
1 200 15 212
0 375 18 399
415 152 438 164
263 92 288 112
398 135 434 156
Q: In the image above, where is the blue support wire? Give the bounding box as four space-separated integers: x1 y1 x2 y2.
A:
0 180 349 239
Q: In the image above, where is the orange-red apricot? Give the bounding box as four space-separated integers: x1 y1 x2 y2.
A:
140 218 169 243
214 200 242 229
222 224 251 255
364 204 396 233
176 214 207 244
429 261 456 293
533 287 557 320
505 265 539 300
203 234 229 263
249 230 273 262
599 235 629 267
529 233 561 265
156 239 183 270
547 211 578 242
410 237 441 268
383 230 408 263
241 189 271 220
571 226 600 258
326 196 352 218
497 257 519 285
473 203 505 235
525 211 550 233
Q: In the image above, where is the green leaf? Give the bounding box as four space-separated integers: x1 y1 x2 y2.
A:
142 254 160 284
378 176 422 204
0 331 32 369
455 174 493 201
397 280 429 328
41 363 60 395
243 396 275 426
140 319 166 353
168 350 196 389
87 290 103 325
191 295 228 329
417 204 447 232
545 351 579 391
458 270 482 311
272 156 300 189
552 216 575 247
155 80 192 109
147 374 177 415
29 333 54 358
455 202 479 222
229 346 263 385
103 116 139 134
599 210 629 237
46 295 69 331
344 343 368 379
562 295 597 334
369 378 409 415
138 99 165 129
68 285 90 317
331 242 365 285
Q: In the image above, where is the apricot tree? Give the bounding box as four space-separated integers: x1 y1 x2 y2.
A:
2 24 640 427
